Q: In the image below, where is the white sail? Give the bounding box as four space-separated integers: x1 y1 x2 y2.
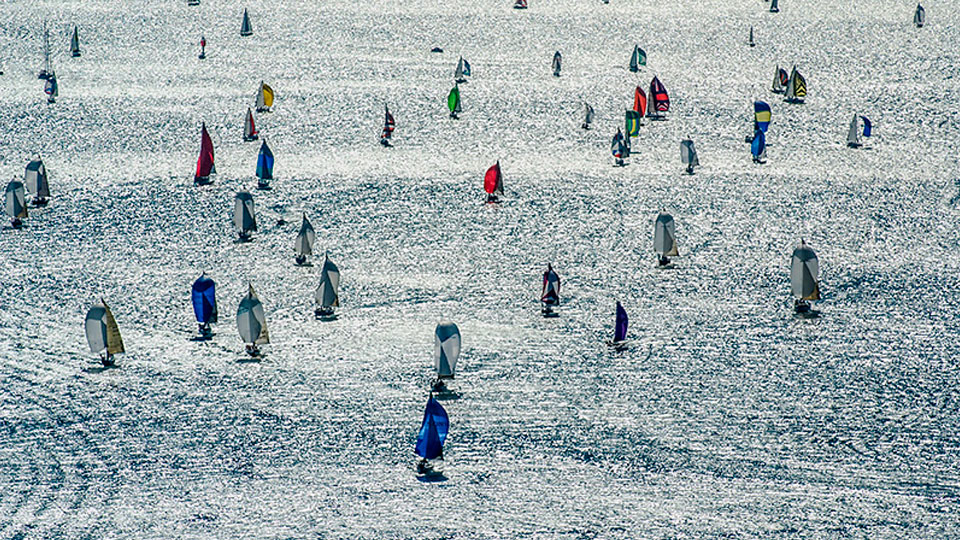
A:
653 212 679 257
237 284 269 344
584 103 595 126
790 241 820 301
455 57 464 80
772 65 784 93
846 114 860 146
315 255 341 309
680 139 699 169
24 158 49 198
85 300 124 355
295 214 316 257
434 321 461 379
256 81 265 110
244 108 257 140
5 181 27 219
233 192 257 235
240 8 253 36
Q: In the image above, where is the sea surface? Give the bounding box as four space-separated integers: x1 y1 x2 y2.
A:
1 0 959 538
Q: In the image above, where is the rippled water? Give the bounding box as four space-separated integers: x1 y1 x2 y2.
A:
1 0 959 538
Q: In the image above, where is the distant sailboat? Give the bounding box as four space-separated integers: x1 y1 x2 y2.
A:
255 140 274 190
85 299 125 366
751 128 767 163
199 35 206 59
513 0 528 9
791 240 820 313
38 24 51 79
454 56 471 83
294 213 316 266
611 128 627 167
194 123 216 185
784 65 806 103
914 3 925 27
552 51 562 77
754 101 771 133
415 396 449 476
771 65 788 94
24 157 50 206
234 191 257 241
5 180 27 229
188 0 200 5
680 139 699 174
256 81 274 112
541 264 561 316
243 107 259 141
647 76 669 119
633 85 647 118
581 103 595 130
484 161 504 203
70 26 81 57
654 212 680 267
448 83 461 119
237 284 269 357
315 254 340 319
625 109 641 138
432 321 461 393
846 114 872 148
748 26 755 47
610 301 628 345
191 273 218 338
381 105 395 146
44 71 58 103
629 45 646 72
240 8 253 36
769 0 779 13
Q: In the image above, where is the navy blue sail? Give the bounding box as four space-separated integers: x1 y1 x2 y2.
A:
614 301 628 342
415 397 449 460
751 129 766 161
191 274 218 324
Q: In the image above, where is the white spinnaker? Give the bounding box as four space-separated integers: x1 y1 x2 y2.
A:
5 181 27 218
680 139 699 167
791 242 820 300
434 321 461 379
654 213 679 257
295 214 316 257
237 284 269 344
25 159 49 197
234 192 257 234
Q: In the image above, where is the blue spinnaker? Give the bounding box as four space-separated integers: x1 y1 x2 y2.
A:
191 274 218 324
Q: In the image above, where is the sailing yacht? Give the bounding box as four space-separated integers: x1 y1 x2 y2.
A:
846 114 872 148
454 56 471 83
654 212 680 267
633 86 647 119
294 213 316 266
85 300 125 366
513 0 528 9
237 284 269 357
415 396 449 476
771 65 788 94
484 161 504 203
5 181 27 229
315 254 340 319
541 264 561 316
784 65 806 103
448 84 461 119
552 51 562 77
194 123 216 185
581 103 595 130
769 0 779 12
243 108 259 141
608 302 628 346
680 140 699 174
381 105 395 146
611 128 627 167
256 81 274 112
791 240 820 313
629 45 645 72
625 109 641 138
24 157 50 206
240 8 253 36
44 71 58 103
70 26 81 57
234 191 257 241
647 76 669 120
191 273 218 338
199 35 206 59
255 140 274 190
914 4 925 27
432 322 461 393
748 26 755 47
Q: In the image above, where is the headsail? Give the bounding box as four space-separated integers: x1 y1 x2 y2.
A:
5 181 28 219
614 302 628 342
295 214 316 257
415 397 449 460
234 191 257 236
434 321 461 379
315 255 341 309
633 86 647 116
754 101 771 132
240 8 253 36
24 158 50 198
484 162 504 196
791 241 820 301
654 212 679 257
192 274 218 324
237 284 269 344
860 116 872 137
256 140 274 180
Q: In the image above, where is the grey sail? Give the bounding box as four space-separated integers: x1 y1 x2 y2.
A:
846 114 860 146
315 255 341 309
653 212 679 257
70 26 80 57
24 158 49 198
294 214 316 257
237 284 269 344
790 241 820 301
680 139 699 170
5 181 27 219
234 191 257 236
434 321 461 379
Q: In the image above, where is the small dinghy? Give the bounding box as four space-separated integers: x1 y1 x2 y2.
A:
255 139 274 190
5 180 27 229
484 161 504 203
314 254 340 319
24 157 50 206
606 301 629 348
294 213 316 266
791 240 821 315
654 211 679 267
191 273 218 339
415 396 449 477
431 322 461 394
234 191 257 241
237 284 269 357
540 264 561 316
194 122 216 185
85 300 125 366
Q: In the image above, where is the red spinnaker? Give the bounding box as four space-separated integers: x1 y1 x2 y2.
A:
649 76 670 112
484 162 501 195
195 123 215 181
633 86 647 116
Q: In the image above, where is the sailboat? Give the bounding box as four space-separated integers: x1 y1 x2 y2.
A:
633 85 647 119
448 84 461 119
647 76 669 120
194 122 216 185
240 8 253 36
294 213 316 266
24 157 50 206
484 161 504 203
654 212 680 267
751 128 767 163
199 35 206 59
755 101 771 133
611 128 627 167
771 65 788 94
625 109 641 138
85 299 125 366
846 114 872 148
541 264 560 316
608 301 628 346
432 321 461 393
314 254 340 319
234 191 257 241
237 284 269 357
552 51 562 77
256 81 274 112
38 24 51 79
191 273 217 338
770 0 779 13
680 139 699 174
415 396 449 476
914 3 925 27
243 108 259 141
5 181 27 229
381 105 395 146
784 65 806 104
255 140 274 190
748 26 755 47
629 45 646 72
44 71 58 104
791 240 820 313
70 26 81 57
454 56 471 83
581 103 595 130
513 0 528 9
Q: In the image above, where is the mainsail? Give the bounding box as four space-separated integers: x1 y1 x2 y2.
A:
192 274 218 325
295 214 316 258
234 191 257 236
315 255 341 309
240 8 253 36
484 162 504 197
654 212 680 257
434 322 461 379
791 241 821 301
244 108 258 141
237 284 269 345
914 4 925 27
541 264 561 305
195 122 216 183
382 105 396 140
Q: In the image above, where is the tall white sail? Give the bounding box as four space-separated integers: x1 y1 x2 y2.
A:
24 158 49 198
237 284 269 344
434 321 461 379
234 191 257 236
846 114 860 146
295 214 316 257
680 139 699 170
791 241 820 301
653 212 679 257
315 255 341 309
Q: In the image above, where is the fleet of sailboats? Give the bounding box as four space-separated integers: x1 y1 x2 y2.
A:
432 321 461 393
790 240 820 313
24 157 50 206
315 255 340 319
191 273 218 339
237 284 269 356
234 191 257 241
294 214 316 266
85 300 124 366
